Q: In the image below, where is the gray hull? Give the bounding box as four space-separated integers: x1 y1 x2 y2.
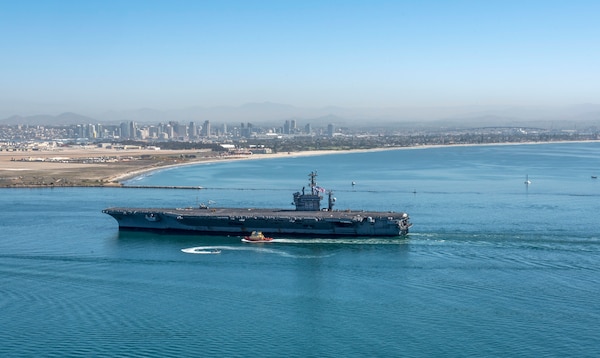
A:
103 207 411 237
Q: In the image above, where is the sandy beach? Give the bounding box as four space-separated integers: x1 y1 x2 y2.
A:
1 141 595 187
0 146 343 187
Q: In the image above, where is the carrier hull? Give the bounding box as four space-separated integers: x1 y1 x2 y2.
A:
103 171 411 237
103 207 411 237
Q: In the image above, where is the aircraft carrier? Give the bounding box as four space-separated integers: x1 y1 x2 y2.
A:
103 171 412 237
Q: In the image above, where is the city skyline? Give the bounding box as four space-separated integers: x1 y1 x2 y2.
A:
2 1 600 118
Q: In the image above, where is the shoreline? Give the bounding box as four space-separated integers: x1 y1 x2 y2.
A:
110 139 600 183
1 140 598 188
105 149 343 183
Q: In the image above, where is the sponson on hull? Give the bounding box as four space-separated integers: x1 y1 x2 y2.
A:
103 171 412 237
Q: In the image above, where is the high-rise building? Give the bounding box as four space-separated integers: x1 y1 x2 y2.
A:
170 122 186 139
202 120 211 137
189 121 197 139
327 123 335 137
304 123 311 134
76 124 84 138
86 124 97 139
241 122 251 137
148 126 159 139
129 121 136 139
120 122 130 139
165 124 174 139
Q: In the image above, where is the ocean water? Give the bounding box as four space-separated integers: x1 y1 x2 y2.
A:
1 142 600 357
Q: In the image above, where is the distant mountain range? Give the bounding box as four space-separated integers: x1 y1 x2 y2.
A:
1 102 599 129
0 112 97 126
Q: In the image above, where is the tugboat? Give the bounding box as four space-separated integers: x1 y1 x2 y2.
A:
103 171 412 237
241 231 274 243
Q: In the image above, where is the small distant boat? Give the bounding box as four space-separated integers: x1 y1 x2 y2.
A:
242 231 273 243
524 175 531 185
592 176 598 179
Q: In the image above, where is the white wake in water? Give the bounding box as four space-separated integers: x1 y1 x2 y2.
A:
181 245 334 258
269 238 411 245
181 247 223 254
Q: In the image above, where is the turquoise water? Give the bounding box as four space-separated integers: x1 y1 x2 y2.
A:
2 142 600 357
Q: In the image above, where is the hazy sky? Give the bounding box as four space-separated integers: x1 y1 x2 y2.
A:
2 0 599 115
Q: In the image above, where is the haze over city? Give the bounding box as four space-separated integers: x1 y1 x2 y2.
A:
1 0 599 123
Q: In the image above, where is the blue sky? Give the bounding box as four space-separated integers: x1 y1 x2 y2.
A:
1 0 599 115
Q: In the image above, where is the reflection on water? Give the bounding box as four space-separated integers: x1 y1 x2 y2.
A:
2 143 600 357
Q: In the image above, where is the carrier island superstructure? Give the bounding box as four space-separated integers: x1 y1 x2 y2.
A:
103 171 411 237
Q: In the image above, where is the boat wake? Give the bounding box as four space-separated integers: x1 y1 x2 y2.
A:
269 238 410 245
181 247 223 254
181 245 334 259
